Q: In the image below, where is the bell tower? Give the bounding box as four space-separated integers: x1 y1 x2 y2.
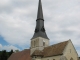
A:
30 0 49 55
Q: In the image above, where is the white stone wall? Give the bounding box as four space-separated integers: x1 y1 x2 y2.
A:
63 40 78 60
30 37 49 55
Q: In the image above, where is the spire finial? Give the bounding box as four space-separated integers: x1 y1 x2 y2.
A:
37 0 44 20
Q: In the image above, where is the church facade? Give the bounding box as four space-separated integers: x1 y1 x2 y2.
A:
8 0 79 60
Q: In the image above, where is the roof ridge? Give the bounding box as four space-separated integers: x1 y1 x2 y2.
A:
51 40 68 46
44 40 69 48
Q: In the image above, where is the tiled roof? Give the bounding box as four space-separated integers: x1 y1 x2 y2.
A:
8 41 68 60
32 41 68 57
8 49 31 60
32 50 43 56
43 41 68 57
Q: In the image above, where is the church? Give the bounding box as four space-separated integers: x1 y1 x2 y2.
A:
8 0 79 60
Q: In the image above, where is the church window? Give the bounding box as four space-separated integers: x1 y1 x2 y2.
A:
70 49 71 53
31 41 32 47
70 57 73 60
34 41 35 47
32 41 34 47
43 42 45 46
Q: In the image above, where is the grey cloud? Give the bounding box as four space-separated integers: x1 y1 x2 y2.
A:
0 6 13 14
0 0 80 56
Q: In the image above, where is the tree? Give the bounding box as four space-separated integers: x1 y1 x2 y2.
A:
9 49 13 56
1 50 7 60
0 50 13 60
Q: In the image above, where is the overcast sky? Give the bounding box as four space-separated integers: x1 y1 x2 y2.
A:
0 0 80 56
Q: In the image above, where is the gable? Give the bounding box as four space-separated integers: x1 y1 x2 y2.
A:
63 40 78 60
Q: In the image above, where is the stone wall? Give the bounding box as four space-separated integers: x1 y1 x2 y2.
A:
63 40 78 60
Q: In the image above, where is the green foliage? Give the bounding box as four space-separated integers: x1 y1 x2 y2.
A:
0 50 14 60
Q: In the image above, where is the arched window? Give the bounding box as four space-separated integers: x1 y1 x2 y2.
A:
43 42 45 46
43 40 45 46
32 41 34 47
31 41 32 47
70 58 73 60
34 41 35 47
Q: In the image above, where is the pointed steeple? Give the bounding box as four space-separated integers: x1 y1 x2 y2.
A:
31 0 49 39
37 0 44 20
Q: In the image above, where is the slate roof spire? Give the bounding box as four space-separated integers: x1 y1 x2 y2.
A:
31 0 49 39
37 0 44 20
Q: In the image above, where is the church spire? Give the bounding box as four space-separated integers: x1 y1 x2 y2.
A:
37 0 44 20
31 0 49 39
